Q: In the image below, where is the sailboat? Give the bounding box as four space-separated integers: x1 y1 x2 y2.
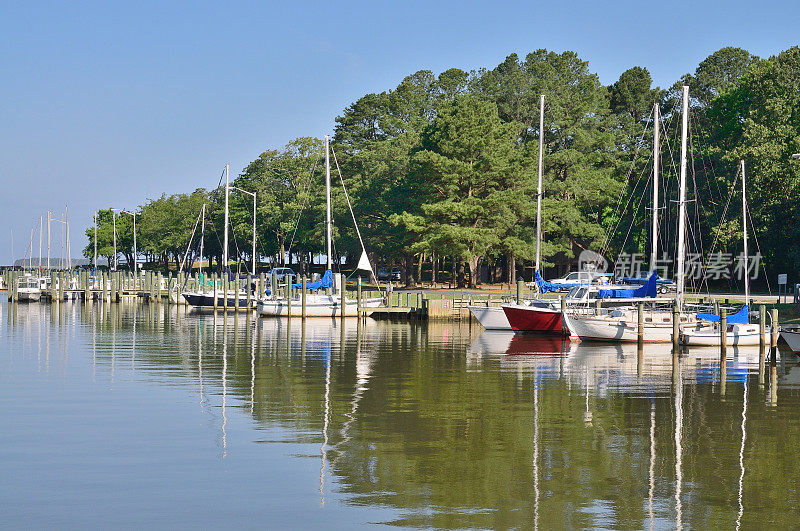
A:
183 164 254 311
500 96 664 334
257 135 383 317
564 87 697 342
471 95 565 332
680 160 771 346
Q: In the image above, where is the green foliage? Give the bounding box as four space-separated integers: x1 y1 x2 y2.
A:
397 95 532 287
234 137 324 270
83 45 800 284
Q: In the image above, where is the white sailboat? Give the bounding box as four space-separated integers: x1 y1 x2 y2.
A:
257 135 382 317
681 160 770 346
565 88 697 342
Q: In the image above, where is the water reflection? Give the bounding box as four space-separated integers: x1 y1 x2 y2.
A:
2 300 800 528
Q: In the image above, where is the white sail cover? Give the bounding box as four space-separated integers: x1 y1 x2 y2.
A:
356 250 372 272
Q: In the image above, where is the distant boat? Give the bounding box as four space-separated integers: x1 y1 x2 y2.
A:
17 274 42 302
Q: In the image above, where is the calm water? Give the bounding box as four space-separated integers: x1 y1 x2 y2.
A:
1 299 799 529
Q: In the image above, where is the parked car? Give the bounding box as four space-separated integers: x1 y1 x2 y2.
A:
377 266 402 281
548 271 610 289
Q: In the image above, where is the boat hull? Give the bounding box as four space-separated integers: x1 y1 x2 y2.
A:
17 289 42 302
182 291 253 311
501 304 564 334
468 306 511 330
780 329 800 352
563 311 687 343
258 296 382 317
681 324 771 346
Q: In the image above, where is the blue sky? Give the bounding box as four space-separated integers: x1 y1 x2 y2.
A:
1 0 797 264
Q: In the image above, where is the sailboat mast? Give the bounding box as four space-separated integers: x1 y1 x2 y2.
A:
112 210 117 271
325 135 332 272
223 163 230 271
47 211 51 271
200 203 205 275
676 85 689 310
741 160 749 306
38 215 42 272
93 211 97 271
535 95 544 273
252 193 257 276
651 102 660 274
65 205 70 269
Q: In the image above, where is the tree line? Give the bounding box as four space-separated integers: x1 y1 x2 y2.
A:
85 46 800 288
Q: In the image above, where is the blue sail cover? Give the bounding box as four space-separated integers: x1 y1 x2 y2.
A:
599 271 658 298
535 270 560 294
292 269 334 290
696 304 750 324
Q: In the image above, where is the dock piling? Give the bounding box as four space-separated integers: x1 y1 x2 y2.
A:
357 275 362 317
771 308 778 347
720 309 727 354
672 304 680 349
340 273 346 318
301 277 307 319
637 303 644 345
286 275 291 317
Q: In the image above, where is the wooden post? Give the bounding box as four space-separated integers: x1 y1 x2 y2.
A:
637 303 644 344
234 277 240 311
771 307 778 347
357 275 362 316
271 271 278 300
212 273 218 312
340 273 346 318
285 275 291 317
224 273 229 311
301 276 307 319
720 309 727 353
672 304 680 349
759 304 766 347
100 272 107 302
516 280 523 305
595 299 601 315
84 271 90 302
560 297 567 336
259 273 266 299
246 274 252 310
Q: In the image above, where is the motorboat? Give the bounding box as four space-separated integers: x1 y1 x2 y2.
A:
17 274 42 302
779 326 800 353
